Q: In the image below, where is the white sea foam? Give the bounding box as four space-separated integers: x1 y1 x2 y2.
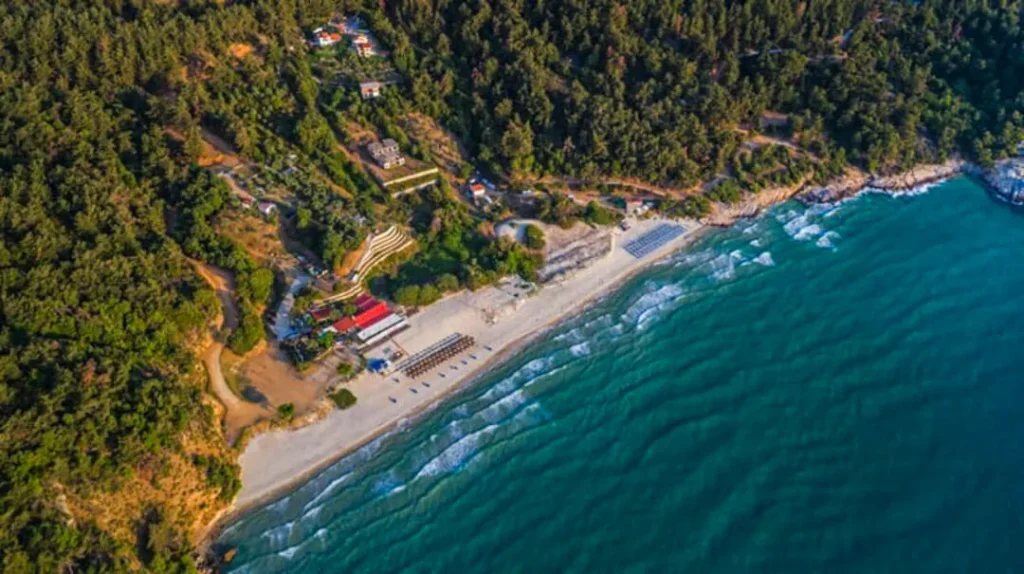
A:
302 505 321 523
570 342 591 357
624 283 686 324
479 390 528 423
775 208 800 224
219 521 241 538
709 253 737 282
580 314 613 331
553 327 585 343
523 366 565 389
672 248 716 268
477 377 518 403
753 252 775 266
749 238 764 248
816 231 841 249
277 545 300 560
793 223 823 241
782 214 808 235
374 472 407 497
414 423 501 480
264 495 292 514
805 202 837 217
313 528 329 542
259 521 294 547
623 282 687 331
478 355 557 403
304 472 351 509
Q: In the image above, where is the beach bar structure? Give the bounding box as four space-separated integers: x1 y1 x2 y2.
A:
325 296 391 335
321 294 410 349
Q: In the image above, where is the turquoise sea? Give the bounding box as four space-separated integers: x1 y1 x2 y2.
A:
219 177 1024 573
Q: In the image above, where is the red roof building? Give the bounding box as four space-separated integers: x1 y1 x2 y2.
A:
310 308 332 323
314 31 342 47
332 317 357 333
354 301 391 330
354 293 377 312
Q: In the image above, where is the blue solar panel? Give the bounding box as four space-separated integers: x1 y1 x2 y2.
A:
622 224 685 258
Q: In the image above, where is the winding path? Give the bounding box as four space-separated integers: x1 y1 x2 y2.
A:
193 263 267 440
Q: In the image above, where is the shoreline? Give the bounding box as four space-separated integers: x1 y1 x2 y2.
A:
207 219 710 544
203 159 983 553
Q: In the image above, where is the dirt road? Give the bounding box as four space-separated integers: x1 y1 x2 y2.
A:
193 263 268 441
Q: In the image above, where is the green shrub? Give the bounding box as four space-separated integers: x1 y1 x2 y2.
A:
394 284 421 306
336 362 355 378
417 283 440 305
436 273 460 292
524 224 546 250
329 388 357 409
228 304 264 355
192 455 241 502
277 403 295 419
583 201 616 225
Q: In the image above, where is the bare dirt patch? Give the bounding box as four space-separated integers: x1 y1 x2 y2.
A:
401 112 470 176
227 42 257 61
215 210 288 266
229 343 346 416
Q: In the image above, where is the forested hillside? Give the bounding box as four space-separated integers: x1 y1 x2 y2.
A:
2 0 1024 570
393 0 1024 181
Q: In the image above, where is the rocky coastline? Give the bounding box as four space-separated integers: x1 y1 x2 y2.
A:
800 159 967 205
800 156 1024 206
978 158 1024 205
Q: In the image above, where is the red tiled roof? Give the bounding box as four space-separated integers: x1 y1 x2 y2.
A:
358 309 393 331
310 308 332 322
354 294 378 312
354 301 390 329
332 317 357 333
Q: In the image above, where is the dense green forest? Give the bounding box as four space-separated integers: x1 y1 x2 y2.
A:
393 0 1024 180
3 0 1024 570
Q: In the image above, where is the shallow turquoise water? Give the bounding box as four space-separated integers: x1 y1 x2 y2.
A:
220 178 1024 573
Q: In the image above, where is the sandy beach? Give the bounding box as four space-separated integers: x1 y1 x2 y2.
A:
230 217 704 513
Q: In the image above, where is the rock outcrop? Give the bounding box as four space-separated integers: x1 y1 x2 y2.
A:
982 159 1024 205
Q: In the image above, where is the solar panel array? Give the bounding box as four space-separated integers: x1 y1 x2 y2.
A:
622 224 685 258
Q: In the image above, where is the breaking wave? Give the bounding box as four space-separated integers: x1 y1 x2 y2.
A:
258 521 294 548
816 231 841 249
414 423 501 480
623 282 686 328
753 252 775 267
303 472 351 509
570 342 591 357
793 223 823 241
277 544 300 560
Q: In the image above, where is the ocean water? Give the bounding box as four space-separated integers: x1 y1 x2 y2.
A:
219 178 1024 573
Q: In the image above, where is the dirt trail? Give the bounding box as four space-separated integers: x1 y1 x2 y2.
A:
193 263 268 441
534 175 687 197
